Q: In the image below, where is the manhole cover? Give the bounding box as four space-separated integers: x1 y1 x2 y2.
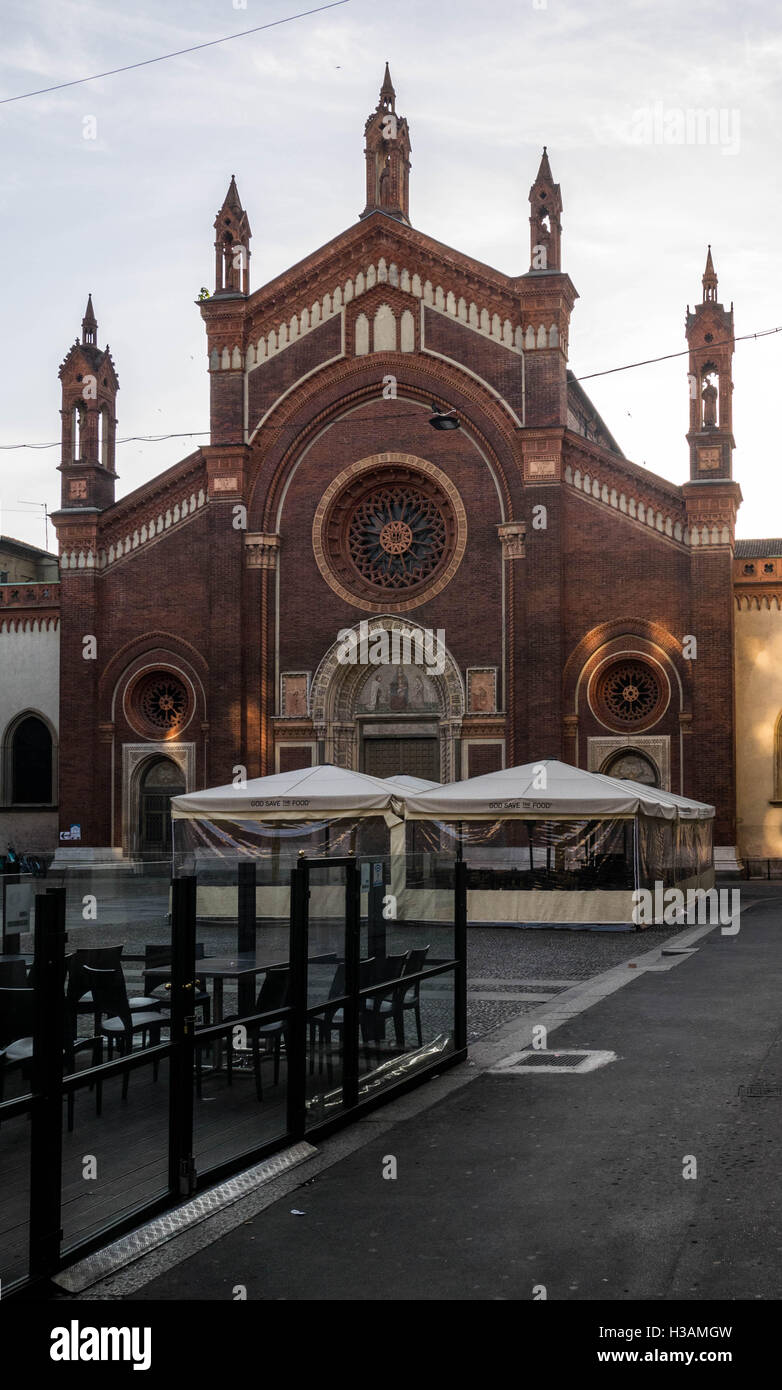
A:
489 1049 617 1076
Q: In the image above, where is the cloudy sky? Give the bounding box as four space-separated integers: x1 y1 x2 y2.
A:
1 0 780 551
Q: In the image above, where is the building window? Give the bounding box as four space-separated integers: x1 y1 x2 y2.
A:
11 716 53 803
72 404 85 462
129 670 192 738
591 658 667 732
743 563 755 575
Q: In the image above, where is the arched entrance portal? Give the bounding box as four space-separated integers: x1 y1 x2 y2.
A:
138 757 185 859
310 618 465 782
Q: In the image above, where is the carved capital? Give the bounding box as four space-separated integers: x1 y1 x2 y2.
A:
497 521 526 560
245 532 280 569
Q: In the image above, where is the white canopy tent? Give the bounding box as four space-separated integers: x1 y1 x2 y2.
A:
171 764 406 921
169 760 714 929
402 759 714 821
172 763 404 823
401 760 714 928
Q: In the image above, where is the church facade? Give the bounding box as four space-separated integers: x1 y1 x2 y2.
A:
52 69 749 867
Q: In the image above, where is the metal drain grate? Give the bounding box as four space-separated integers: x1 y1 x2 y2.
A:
515 1052 585 1067
489 1048 617 1076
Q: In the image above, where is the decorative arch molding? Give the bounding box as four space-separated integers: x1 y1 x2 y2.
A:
563 618 693 716
99 632 209 720
246 354 521 535
309 615 465 782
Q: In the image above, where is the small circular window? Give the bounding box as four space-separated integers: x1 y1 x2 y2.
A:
592 659 667 731
131 670 191 736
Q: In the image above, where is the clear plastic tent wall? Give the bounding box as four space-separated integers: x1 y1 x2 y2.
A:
172 814 391 880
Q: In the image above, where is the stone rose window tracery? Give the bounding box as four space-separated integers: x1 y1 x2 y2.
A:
314 458 466 611
132 671 191 736
592 659 667 732
348 484 447 590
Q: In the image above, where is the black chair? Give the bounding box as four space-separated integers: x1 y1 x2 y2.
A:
81 965 169 1105
142 942 211 1024
66 946 160 1031
370 946 430 1049
0 982 101 1128
0 960 27 989
0 986 35 1105
363 953 409 1047
310 958 376 1081
225 968 290 1101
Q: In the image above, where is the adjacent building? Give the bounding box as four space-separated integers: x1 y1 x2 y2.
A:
0 537 60 853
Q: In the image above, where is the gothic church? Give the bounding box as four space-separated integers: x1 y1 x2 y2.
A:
51 68 752 869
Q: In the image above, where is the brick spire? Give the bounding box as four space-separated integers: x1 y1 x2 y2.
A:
360 65 412 225
213 175 252 295
81 293 97 346
686 249 735 479
529 146 562 272
702 244 718 303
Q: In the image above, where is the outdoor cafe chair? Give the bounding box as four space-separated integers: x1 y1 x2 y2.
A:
225 967 290 1101
66 946 161 1030
80 965 169 1106
0 960 28 989
369 946 430 1049
310 958 376 1082
362 953 410 1046
0 986 35 1108
0 985 102 1130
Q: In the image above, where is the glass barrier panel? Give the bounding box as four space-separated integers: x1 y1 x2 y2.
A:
0 1108 32 1291
357 852 456 1098
193 1014 289 1175
60 1056 170 1253
304 864 347 1127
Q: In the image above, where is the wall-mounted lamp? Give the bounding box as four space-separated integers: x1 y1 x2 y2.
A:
429 401 460 431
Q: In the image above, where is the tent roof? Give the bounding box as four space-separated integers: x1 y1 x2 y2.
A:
171 763 403 821
613 780 714 821
384 774 441 791
402 759 714 820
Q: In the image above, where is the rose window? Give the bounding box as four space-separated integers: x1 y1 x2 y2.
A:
594 660 666 729
314 460 464 610
347 485 447 590
136 673 190 733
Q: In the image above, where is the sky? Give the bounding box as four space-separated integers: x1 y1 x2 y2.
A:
1 0 780 553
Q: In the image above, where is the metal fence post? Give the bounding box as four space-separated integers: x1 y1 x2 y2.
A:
169 875 197 1196
286 863 309 1138
343 859 360 1109
454 860 468 1053
28 886 66 1279
237 860 257 1015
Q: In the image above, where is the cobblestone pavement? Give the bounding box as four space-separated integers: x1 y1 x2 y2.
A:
464 924 677 1041
17 870 761 1044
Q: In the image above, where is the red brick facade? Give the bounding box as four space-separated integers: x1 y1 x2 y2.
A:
51 71 741 858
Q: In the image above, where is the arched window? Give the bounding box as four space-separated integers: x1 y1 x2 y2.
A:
11 716 53 803
72 403 85 461
98 405 110 467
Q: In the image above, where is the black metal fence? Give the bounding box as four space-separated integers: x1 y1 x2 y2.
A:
0 857 467 1295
